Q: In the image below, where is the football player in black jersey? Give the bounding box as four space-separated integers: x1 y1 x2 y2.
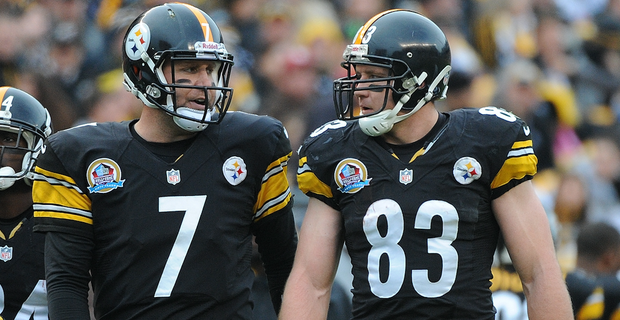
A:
32 3 297 320
0 87 52 320
566 222 620 319
279 9 573 320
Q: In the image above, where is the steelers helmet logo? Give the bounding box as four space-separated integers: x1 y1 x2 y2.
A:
334 158 371 194
223 156 247 186
125 23 151 61
453 157 482 185
87 158 125 193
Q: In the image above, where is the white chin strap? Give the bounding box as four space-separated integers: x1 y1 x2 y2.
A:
359 65 451 137
0 166 17 191
173 107 212 132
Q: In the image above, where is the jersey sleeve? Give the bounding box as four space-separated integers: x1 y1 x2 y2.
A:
296 121 350 211
252 124 294 222
489 116 538 199
251 122 298 314
32 136 94 239
297 152 339 210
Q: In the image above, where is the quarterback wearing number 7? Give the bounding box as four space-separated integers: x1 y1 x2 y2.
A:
32 3 297 320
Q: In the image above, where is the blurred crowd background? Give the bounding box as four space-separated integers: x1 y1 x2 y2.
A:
4 0 620 314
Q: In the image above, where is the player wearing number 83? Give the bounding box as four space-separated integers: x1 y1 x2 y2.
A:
31 3 297 320
279 9 573 320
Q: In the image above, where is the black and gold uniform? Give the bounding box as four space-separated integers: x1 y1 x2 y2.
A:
297 107 537 319
32 112 297 319
566 270 620 320
0 208 47 320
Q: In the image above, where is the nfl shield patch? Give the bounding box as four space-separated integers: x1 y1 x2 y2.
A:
1 245 13 262
399 169 413 185
166 169 181 185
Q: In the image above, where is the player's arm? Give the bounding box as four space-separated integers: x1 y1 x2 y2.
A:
44 231 94 320
493 180 574 320
252 122 298 313
252 204 298 314
279 197 344 320
32 139 94 319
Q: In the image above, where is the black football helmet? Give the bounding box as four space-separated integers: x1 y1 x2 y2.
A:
0 86 52 190
122 3 234 132
334 9 451 136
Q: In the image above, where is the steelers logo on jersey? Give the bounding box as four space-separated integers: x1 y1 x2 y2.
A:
223 156 247 185
87 158 126 193
125 23 151 61
334 158 371 194
453 156 482 185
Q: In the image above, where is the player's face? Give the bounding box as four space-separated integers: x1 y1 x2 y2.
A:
163 59 220 111
353 64 395 115
0 131 27 171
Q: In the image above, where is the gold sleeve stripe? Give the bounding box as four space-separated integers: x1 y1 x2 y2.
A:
512 140 533 149
32 179 91 211
491 154 538 189
34 166 78 186
33 210 93 225
297 157 333 198
263 152 291 182
253 153 293 219
254 189 292 222
32 167 92 225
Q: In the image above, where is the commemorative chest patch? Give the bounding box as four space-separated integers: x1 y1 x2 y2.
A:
453 156 482 185
87 158 125 193
334 158 371 194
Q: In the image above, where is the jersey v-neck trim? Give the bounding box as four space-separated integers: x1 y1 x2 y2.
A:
375 112 448 162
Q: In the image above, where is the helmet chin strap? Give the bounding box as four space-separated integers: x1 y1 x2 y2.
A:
0 166 17 191
359 65 451 137
173 107 212 132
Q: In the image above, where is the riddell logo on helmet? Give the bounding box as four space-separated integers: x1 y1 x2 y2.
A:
195 41 224 52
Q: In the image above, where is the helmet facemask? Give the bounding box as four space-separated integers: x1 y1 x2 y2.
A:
334 48 416 121
0 123 48 190
126 49 234 132
334 46 449 136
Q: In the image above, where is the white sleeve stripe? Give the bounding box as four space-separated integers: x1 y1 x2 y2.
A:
262 159 288 183
507 147 534 158
254 187 291 219
31 172 84 194
33 204 93 218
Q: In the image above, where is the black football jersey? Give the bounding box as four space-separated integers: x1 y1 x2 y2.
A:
0 208 48 320
32 112 296 319
566 270 620 320
297 107 538 319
